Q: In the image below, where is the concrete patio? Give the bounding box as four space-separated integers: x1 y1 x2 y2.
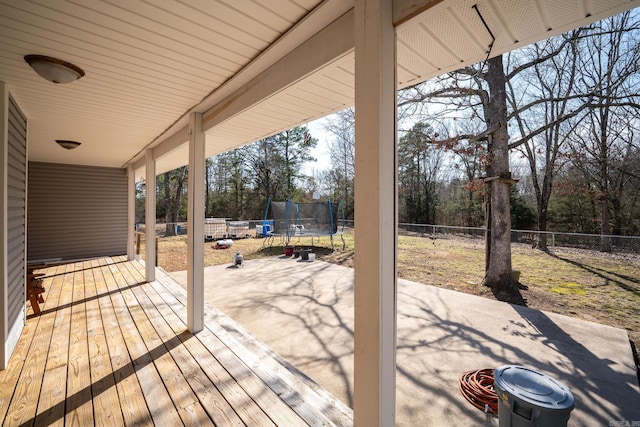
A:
171 256 640 426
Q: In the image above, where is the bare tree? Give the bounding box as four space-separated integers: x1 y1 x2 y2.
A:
506 30 585 249
480 54 524 299
568 11 640 250
608 126 640 235
398 57 524 299
246 126 317 205
160 166 188 236
322 108 355 217
398 122 443 223
206 149 251 218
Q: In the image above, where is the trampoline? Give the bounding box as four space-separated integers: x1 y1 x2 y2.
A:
263 199 346 249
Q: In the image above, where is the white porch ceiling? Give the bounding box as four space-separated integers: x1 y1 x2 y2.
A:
1 0 638 175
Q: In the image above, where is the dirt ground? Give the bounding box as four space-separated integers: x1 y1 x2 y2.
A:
143 230 640 358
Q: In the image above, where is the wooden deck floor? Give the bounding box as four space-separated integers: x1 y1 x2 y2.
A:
0 257 351 426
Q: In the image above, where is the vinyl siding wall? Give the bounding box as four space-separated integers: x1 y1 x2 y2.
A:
27 162 128 261
6 95 26 335
1 86 27 370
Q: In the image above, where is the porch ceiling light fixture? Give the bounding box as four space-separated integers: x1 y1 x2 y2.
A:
56 140 81 150
24 55 85 84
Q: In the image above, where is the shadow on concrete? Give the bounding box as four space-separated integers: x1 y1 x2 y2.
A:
223 261 355 408
177 259 640 426
397 286 639 425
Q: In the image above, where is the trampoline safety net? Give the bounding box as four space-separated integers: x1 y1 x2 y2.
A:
265 200 344 239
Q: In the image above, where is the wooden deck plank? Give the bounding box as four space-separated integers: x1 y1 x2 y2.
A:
149 267 309 427
34 264 72 427
0 265 57 424
112 262 214 427
153 265 352 426
6 264 69 425
0 265 55 423
0 319 37 423
208 306 353 426
65 262 94 426
117 262 247 426
114 261 218 427
84 260 125 426
1 258 350 427
123 263 281 427
94 259 152 426
204 289 352 425
117 263 214 425
185 320 306 426
101 260 183 426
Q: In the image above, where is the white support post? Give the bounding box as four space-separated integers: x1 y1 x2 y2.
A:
126 164 135 260
187 112 205 333
353 0 398 426
145 149 156 282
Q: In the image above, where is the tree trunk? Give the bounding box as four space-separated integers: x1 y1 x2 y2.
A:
172 167 187 235
481 55 524 303
205 159 211 218
467 183 476 228
600 192 612 251
164 172 176 236
599 126 612 252
537 207 548 250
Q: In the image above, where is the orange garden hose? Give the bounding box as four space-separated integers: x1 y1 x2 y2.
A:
459 368 499 415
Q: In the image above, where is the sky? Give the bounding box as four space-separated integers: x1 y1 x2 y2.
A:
303 117 333 174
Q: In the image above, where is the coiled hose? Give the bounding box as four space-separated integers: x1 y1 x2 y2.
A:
459 368 498 415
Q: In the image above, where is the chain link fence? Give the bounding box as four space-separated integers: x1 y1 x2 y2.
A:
136 220 275 238
397 223 640 254
136 219 639 254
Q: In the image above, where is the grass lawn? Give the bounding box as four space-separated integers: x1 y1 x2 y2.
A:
141 229 640 351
